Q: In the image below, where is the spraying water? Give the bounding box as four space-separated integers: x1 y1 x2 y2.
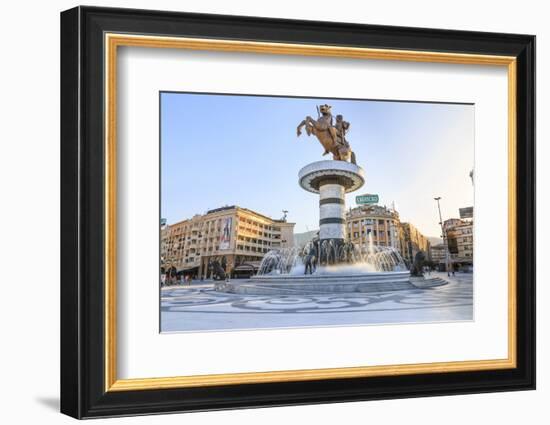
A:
257 235 407 276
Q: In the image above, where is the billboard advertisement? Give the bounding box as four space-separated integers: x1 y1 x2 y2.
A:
219 217 232 250
459 207 474 219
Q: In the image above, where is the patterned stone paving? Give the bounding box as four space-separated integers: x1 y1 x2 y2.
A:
160 272 473 332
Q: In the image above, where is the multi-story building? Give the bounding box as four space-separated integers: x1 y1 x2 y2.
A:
430 243 448 265
444 218 473 266
161 205 295 279
443 218 464 231
400 222 431 265
345 205 402 253
345 205 431 266
455 222 474 260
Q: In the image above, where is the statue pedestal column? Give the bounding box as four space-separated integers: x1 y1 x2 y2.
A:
298 160 365 242
319 182 346 240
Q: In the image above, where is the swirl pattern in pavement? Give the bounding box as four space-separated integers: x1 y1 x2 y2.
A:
161 275 473 315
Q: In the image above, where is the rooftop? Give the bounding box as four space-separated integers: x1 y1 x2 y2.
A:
166 205 295 228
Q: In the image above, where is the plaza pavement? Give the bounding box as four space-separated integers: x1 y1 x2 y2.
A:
160 272 473 332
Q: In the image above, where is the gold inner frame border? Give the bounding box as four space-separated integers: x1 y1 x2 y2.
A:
104 33 517 392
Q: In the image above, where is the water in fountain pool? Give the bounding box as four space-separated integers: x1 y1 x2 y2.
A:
257 234 407 276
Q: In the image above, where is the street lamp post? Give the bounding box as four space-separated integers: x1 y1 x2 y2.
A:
434 197 451 276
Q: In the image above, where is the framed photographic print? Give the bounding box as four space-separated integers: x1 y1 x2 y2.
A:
60 6 535 419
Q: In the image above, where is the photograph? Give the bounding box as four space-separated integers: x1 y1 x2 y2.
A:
160 92 475 332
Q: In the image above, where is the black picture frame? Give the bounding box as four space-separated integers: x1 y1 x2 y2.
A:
61 5 535 419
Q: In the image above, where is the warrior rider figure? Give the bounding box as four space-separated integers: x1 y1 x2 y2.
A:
335 114 350 149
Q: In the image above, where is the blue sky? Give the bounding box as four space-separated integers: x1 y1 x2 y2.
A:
161 92 474 237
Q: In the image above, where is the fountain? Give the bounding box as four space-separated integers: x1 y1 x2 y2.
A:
216 105 447 295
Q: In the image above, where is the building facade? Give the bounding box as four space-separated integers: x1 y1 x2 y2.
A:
344 205 431 266
400 222 431 265
430 243 447 265
345 205 402 253
161 205 295 279
444 218 473 265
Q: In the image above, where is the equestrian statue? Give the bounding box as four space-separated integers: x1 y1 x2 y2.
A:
297 104 357 164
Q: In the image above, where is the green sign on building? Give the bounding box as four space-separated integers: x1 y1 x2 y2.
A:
356 194 379 205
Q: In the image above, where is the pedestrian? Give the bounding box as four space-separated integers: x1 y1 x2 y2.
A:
304 254 313 275
448 263 455 277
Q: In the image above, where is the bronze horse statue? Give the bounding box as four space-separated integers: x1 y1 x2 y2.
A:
297 104 357 164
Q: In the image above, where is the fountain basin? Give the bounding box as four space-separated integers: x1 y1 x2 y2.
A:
217 271 420 295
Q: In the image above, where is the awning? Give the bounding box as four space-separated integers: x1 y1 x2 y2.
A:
234 262 262 272
176 266 199 275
